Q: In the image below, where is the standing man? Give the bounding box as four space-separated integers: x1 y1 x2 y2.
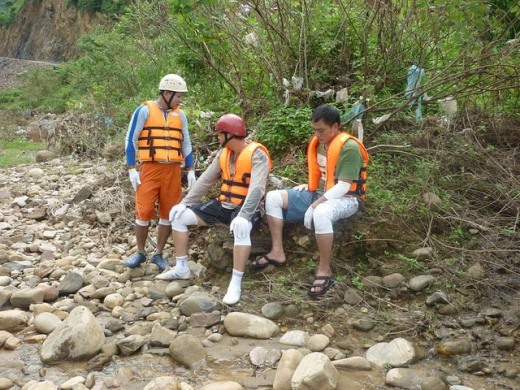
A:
257 104 369 298
156 114 271 306
125 74 196 271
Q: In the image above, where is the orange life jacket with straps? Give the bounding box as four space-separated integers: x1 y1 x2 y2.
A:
219 142 272 205
137 101 184 163
307 132 369 200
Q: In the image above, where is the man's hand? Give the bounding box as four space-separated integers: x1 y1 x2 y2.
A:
230 216 252 239
304 206 314 229
128 168 141 192
293 183 308 191
169 203 187 221
187 170 196 190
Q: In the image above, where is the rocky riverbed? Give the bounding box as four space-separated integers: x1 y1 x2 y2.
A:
0 154 519 390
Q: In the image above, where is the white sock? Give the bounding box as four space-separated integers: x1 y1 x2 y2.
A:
175 255 189 271
223 269 243 305
229 269 243 289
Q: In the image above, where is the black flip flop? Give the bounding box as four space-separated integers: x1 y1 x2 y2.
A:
250 255 286 270
308 275 335 298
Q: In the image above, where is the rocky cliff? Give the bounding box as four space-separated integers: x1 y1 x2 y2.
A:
0 0 106 61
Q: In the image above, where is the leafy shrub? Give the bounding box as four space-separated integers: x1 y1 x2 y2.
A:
255 106 313 156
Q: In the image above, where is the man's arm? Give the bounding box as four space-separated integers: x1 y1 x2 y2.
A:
180 111 195 170
182 149 223 205
125 104 149 167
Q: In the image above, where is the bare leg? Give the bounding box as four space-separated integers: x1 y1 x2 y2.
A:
172 214 206 257
135 225 149 253
233 245 252 272
156 224 171 253
262 190 289 263
311 232 334 293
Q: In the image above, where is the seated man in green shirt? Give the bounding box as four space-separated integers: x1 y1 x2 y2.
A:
256 104 369 298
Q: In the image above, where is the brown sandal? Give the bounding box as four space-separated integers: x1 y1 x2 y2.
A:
250 255 286 270
308 275 335 298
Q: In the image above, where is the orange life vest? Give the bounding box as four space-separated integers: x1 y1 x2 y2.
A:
307 132 369 200
219 142 272 205
137 101 184 163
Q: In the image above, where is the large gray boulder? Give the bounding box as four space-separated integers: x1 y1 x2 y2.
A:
40 306 105 363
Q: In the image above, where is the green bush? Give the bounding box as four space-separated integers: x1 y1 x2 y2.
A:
255 107 313 156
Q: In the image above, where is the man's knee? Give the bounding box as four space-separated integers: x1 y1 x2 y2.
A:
266 190 284 218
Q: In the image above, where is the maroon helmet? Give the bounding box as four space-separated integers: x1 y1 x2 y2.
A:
215 114 246 137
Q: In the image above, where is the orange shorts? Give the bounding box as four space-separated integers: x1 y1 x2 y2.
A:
135 162 182 221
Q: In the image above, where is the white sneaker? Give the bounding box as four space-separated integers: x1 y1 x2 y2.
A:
155 267 191 280
222 286 241 305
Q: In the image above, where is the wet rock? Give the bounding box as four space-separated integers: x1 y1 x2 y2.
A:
352 318 375 331
457 356 483 372
25 380 58 389
307 334 330 351
291 352 338 390
4 335 21 350
385 367 423 388
40 306 105 362
249 346 282 367
201 382 242 390
143 376 182 389
495 337 515 351
436 339 472 356
477 308 502 318
34 312 62 334
224 312 280 339
72 186 92 204
420 377 446 390
60 376 85 389
426 291 449 306
366 338 416 368
363 275 383 289
10 287 44 308
409 275 435 291
35 150 58 163
467 262 486 279
0 378 14 389
332 356 372 371
261 302 284 320
190 310 220 328
273 349 304 390
169 334 207 368
87 352 113 371
178 292 220 316
459 318 476 328
25 168 45 179
382 273 406 288
26 207 47 221
343 288 363 305
280 330 310 347
58 272 84 295
150 324 177 347
0 309 29 331
165 280 190 298
422 192 442 208
103 293 124 309
117 334 150 355
412 247 433 260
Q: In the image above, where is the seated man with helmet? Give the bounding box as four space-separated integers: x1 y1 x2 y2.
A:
124 74 196 272
156 114 272 306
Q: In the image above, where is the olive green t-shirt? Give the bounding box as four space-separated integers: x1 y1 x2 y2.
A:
317 139 363 191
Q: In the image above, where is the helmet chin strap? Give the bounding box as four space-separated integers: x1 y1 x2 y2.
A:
220 132 234 148
161 91 175 109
